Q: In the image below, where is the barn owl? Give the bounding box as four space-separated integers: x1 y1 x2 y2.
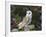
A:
18 10 32 29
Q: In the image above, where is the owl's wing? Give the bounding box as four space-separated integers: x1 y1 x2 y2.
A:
18 16 29 29
23 16 29 23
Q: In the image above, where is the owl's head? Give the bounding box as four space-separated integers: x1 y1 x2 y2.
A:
26 10 32 16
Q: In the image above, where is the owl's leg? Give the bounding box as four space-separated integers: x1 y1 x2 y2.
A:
24 24 30 31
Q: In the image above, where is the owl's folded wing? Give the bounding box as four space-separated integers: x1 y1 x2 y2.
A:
18 16 29 29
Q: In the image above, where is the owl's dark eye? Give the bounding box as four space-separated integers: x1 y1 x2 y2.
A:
29 12 30 14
